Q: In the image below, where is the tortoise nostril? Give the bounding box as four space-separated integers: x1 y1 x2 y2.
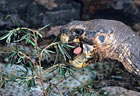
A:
60 28 69 34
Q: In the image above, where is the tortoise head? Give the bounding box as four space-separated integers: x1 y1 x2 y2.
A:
60 20 116 68
60 21 88 44
60 20 115 48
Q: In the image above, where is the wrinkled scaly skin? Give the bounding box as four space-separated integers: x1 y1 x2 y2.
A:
60 19 140 76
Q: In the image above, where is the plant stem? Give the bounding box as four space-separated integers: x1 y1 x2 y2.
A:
32 31 47 96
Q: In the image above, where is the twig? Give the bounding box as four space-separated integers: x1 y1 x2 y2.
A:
43 64 59 74
40 42 58 57
32 30 47 96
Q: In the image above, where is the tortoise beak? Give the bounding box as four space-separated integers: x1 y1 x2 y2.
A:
60 33 69 43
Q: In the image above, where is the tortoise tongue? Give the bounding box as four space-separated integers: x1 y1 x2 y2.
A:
73 46 82 55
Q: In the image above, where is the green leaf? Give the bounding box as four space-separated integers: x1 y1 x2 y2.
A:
8 52 16 58
9 75 17 81
58 43 72 61
46 50 55 54
68 68 74 77
29 79 36 87
10 59 16 66
41 49 55 60
61 47 71 59
26 79 36 90
59 67 66 79
28 39 36 47
14 35 27 42
6 15 20 28
28 61 34 71
36 31 43 38
17 56 24 63
6 31 14 43
38 24 50 31
25 35 30 44
58 44 66 61
65 44 75 48
1 80 7 88
52 37 58 42
44 50 50 56
0 32 10 40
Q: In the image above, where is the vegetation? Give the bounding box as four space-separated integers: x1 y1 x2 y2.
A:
0 17 107 96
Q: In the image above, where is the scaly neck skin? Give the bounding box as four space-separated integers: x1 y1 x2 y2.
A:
124 51 140 76
96 43 119 60
103 44 140 76
121 55 140 76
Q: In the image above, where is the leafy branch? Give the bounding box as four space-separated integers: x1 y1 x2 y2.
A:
0 25 75 95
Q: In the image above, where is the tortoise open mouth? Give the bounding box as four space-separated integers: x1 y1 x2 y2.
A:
60 33 95 68
66 40 94 62
73 46 82 55
60 34 94 58
72 41 83 54
66 42 83 59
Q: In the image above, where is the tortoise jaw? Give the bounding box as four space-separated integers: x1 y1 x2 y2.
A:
68 43 94 68
60 33 94 68
60 34 69 43
69 53 89 68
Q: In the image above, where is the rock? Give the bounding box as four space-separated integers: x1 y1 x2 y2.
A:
35 0 58 10
42 2 81 26
102 86 140 96
0 0 31 28
0 0 81 29
80 0 140 25
133 23 140 35
107 0 140 23
0 61 113 96
110 0 139 16
45 26 61 38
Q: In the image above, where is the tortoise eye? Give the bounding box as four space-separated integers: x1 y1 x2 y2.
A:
98 35 105 43
73 29 84 36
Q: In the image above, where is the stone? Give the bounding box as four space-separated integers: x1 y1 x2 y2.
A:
102 86 140 96
0 0 81 29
